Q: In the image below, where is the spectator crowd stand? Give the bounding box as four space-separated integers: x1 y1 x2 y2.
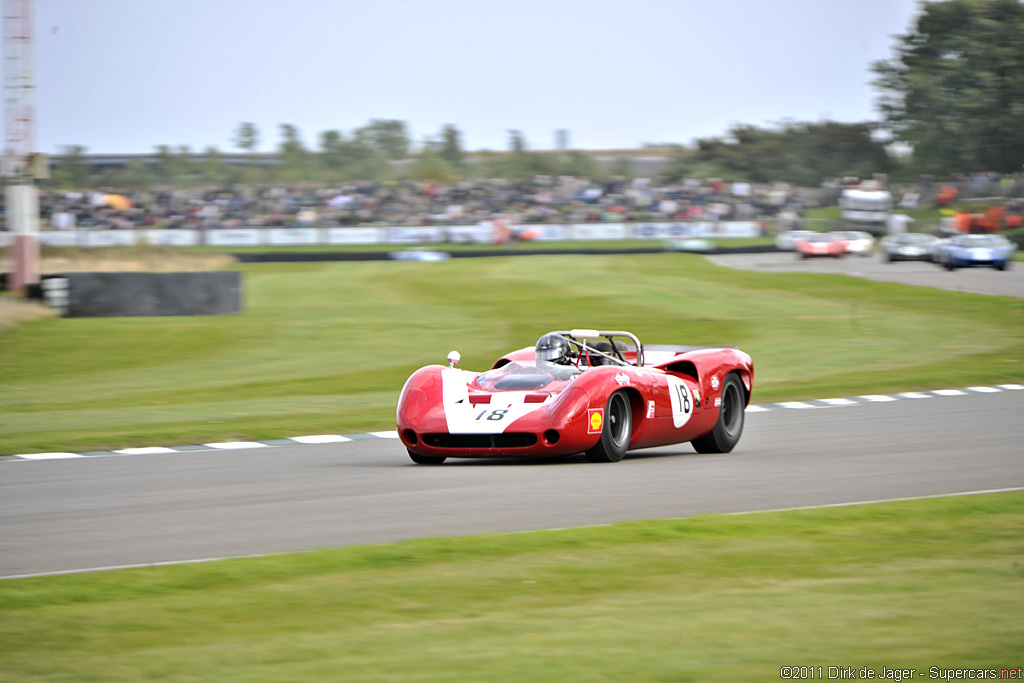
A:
20 177 808 233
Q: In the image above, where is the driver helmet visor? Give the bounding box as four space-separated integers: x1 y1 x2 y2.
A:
536 345 565 361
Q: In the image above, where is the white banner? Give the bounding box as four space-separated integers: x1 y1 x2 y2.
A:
387 226 445 244
710 221 760 237
0 232 12 248
570 223 628 240
205 229 262 246
84 230 139 247
447 224 493 244
38 231 82 247
632 223 703 239
631 221 761 239
268 228 319 245
519 224 568 241
142 229 200 247
325 227 382 244
28 220 763 249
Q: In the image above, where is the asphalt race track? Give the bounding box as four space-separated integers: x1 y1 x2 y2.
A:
2 390 1021 578
707 251 1024 298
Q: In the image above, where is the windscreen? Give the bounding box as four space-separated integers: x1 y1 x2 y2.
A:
474 361 578 391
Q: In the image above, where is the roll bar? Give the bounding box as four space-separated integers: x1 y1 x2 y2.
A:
553 330 645 367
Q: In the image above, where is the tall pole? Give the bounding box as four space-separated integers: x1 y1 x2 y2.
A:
3 0 39 295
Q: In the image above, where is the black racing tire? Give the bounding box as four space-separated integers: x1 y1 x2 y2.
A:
585 391 632 463
691 373 745 454
408 450 446 465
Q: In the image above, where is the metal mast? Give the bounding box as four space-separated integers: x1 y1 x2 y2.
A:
3 0 39 294
3 0 33 180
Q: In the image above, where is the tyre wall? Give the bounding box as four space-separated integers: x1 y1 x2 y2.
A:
43 272 242 317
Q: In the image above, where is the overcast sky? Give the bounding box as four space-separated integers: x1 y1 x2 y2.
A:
29 0 922 155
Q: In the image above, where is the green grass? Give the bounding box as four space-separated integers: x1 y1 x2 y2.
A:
1 491 1021 682
0 253 1021 455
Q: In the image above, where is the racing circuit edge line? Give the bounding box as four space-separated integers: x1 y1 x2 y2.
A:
2 486 1023 581
2 384 1021 462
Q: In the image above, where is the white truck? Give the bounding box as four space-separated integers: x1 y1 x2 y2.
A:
839 185 892 234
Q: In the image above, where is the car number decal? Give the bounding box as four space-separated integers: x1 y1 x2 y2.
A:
441 369 549 434
666 376 694 429
475 409 509 422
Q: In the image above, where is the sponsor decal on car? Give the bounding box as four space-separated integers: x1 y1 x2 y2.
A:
588 409 604 434
615 373 630 386
710 375 720 390
646 400 656 418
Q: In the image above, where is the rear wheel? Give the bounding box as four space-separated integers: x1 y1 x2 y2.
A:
691 373 745 454
408 450 446 465
585 391 632 463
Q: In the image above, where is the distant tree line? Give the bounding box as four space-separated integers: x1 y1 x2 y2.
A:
49 122 610 190
46 0 1023 190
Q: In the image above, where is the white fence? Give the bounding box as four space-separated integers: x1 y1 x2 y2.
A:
0 221 763 249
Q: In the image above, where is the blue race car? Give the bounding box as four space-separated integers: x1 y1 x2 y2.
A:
933 234 1016 271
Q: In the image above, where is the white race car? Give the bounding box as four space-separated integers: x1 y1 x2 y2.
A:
832 231 875 256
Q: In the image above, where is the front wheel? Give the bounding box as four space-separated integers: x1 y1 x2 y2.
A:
691 373 745 454
585 391 632 463
408 450 446 465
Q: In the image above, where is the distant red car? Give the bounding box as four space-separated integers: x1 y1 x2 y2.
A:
396 329 754 464
794 232 846 258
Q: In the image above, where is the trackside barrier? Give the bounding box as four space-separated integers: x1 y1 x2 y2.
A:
7 221 765 249
40 272 243 317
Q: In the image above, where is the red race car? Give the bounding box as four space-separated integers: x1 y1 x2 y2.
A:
793 232 847 258
397 330 754 464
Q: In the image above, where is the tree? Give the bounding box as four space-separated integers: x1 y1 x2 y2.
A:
872 0 1024 174
508 129 528 155
558 150 600 178
152 145 194 186
693 121 891 185
278 124 311 181
201 146 228 185
408 146 458 183
439 124 464 168
353 119 410 160
318 129 389 181
52 145 90 188
233 122 259 153
319 129 346 177
98 157 153 190
478 130 556 178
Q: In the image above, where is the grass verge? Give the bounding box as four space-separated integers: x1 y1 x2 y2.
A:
0 253 1021 455
0 491 1021 682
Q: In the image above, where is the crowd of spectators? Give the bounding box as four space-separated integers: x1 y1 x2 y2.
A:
7 172 1021 233
22 177 809 232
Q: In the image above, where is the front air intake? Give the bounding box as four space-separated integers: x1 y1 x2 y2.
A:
422 433 538 449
